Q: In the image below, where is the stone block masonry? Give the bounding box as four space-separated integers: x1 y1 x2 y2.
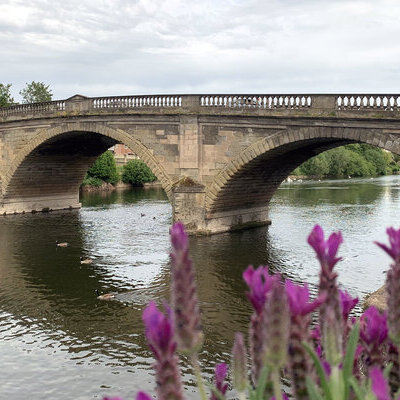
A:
1 94 400 234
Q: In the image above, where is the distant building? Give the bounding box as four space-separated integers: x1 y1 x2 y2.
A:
109 144 138 165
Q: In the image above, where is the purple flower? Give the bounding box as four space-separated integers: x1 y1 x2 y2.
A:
360 307 388 346
360 307 388 371
232 332 248 393
210 363 228 400
170 221 189 252
143 301 175 358
285 280 326 316
375 227 400 262
339 290 359 321
378 227 400 346
104 398 124 400
263 274 290 369
142 301 184 400
170 222 203 353
270 394 289 400
370 367 391 400
285 280 325 399
243 265 274 314
308 225 343 360
136 393 152 400
307 225 343 271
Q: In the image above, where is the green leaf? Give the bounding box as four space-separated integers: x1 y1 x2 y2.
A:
383 362 392 379
342 322 360 399
306 377 324 400
348 377 365 400
205 383 226 400
254 365 270 400
303 341 332 400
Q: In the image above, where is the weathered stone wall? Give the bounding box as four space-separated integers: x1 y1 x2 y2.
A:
1 98 400 232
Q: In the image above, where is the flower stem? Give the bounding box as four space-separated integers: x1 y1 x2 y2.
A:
238 391 247 400
191 353 207 400
271 369 283 400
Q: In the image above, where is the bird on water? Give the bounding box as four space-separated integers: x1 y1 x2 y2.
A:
80 257 93 265
95 289 115 300
56 240 68 247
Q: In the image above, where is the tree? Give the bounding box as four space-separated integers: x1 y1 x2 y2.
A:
87 151 119 184
122 160 156 185
0 83 14 107
19 81 53 104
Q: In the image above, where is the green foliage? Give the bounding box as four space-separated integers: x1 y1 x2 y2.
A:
81 176 103 187
295 144 400 179
296 152 330 178
87 151 119 184
122 159 157 185
0 83 14 107
19 81 53 104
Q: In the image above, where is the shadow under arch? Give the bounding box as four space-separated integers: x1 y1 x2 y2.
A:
1 122 173 210
206 127 400 215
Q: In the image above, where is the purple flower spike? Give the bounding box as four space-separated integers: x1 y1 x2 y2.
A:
286 280 324 399
170 221 189 252
263 275 290 369
360 306 388 371
360 307 388 346
375 227 400 262
370 367 391 400
339 290 359 321
210 363 228 400
285 280 326 316
243 265 274 314
142 301 184 400
309 225 343 356
307 225 343 271
143 301 175 358
170 222 203 353
136 393 153 400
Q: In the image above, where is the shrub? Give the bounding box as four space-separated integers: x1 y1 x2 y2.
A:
87 151 119 184
126 223 400 400
81 175 103 187
121 160 156 185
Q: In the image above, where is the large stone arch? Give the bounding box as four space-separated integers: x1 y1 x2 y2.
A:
206 126 400 214
2 121 173 202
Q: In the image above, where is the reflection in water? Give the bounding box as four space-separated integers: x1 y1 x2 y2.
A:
0 178 399 399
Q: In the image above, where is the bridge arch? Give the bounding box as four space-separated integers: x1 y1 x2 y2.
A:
206 126 400 215
1 122 173 213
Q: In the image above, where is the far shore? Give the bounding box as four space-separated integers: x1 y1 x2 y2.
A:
80 181 162 193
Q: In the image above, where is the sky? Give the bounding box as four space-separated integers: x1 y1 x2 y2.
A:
1 0 399 101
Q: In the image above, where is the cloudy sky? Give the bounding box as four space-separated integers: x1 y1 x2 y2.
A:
1 0 399 101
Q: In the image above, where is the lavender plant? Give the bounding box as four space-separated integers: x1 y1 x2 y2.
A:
108 224 400 400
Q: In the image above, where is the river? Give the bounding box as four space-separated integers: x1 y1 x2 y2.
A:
0 175 399 399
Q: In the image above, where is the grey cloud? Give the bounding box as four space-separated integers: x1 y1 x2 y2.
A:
1 0 399 100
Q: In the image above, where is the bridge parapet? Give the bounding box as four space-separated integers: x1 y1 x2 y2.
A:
1 94 400 121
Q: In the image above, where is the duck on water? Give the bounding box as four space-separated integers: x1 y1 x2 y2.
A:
95 289 115 301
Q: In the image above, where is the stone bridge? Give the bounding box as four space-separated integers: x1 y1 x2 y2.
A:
1 94 400 234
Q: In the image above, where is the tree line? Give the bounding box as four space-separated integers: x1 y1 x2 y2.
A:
0 81 52 107
293 143 400 179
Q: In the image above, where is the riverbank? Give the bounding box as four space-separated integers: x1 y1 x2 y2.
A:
80 180 162 193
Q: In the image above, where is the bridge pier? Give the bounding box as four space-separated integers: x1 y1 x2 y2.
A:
172 184 271 235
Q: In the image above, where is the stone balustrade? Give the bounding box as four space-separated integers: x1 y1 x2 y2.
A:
1 94 400 119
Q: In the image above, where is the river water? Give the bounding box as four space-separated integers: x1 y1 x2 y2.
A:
0 175 399 399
